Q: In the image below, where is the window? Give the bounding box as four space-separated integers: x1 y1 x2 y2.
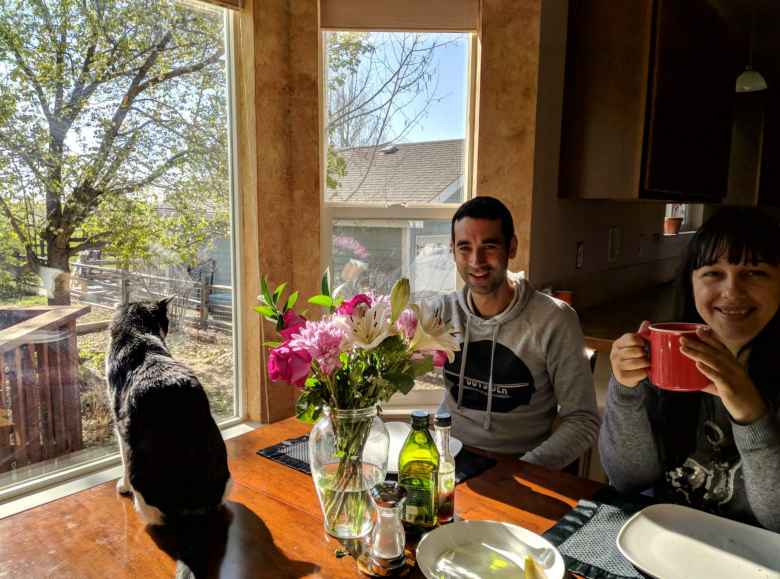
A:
322 30 475 405
323 31 475 296
664 203 703 234
0 0 239 497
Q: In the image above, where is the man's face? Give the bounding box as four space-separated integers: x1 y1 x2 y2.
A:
452 217 517 296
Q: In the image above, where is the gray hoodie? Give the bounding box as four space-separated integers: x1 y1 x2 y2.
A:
435 279 600 469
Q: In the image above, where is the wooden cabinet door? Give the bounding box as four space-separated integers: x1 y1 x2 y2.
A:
758 81 779 206
642 0 734 201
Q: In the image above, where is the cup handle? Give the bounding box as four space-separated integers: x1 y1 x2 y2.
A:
637 320 652 340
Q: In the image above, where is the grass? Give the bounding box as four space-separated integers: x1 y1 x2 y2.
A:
78 321 236 447
0 294 46 307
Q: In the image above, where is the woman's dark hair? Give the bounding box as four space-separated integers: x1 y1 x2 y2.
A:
451 196 515 247
655 206 780 468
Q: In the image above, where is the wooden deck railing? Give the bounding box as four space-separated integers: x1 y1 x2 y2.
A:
0 305 90 473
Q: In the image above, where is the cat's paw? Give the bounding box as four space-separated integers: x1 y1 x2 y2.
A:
116 479 132 496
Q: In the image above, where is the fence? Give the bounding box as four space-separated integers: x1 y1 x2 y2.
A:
0 306 90 473
71 263 232 331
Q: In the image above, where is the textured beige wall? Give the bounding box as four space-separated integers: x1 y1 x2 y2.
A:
237 0 320 422
474 0 541 275
528 0 688 309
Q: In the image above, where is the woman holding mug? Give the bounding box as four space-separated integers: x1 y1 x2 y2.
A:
600 207 780 531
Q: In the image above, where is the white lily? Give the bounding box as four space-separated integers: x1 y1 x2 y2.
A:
345 300 394 350
408 303 459 362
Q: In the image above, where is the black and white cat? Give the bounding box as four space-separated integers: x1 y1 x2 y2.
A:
106 298 231 525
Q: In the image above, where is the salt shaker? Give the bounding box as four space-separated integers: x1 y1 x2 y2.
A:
367 481 408 575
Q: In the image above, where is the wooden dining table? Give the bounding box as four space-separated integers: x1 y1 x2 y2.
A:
0 417 604 578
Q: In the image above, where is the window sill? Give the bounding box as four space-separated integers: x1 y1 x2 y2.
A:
0 421 260 520
663 230 697 237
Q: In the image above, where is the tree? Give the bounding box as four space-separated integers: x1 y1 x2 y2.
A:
324 31 458 194
0 0 229 304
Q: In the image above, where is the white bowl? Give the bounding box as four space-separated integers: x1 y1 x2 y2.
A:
385 421 462 473
416 519 565 578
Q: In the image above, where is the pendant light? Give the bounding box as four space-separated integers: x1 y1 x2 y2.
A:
736 10 768 93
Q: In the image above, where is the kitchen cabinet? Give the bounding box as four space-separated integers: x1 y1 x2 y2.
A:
757 85 780 206
559 0 736 202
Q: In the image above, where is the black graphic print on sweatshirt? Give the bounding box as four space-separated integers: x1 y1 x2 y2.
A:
444 340 535 412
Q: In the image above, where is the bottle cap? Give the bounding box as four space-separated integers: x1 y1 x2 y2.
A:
369 481 407 508
410 410 429 428
434 412 451 427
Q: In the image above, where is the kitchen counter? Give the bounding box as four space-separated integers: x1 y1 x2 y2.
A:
578 281 678 345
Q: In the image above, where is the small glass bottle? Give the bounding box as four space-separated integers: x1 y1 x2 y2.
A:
434 412 455 524
367 482 407 575
398 410 439 534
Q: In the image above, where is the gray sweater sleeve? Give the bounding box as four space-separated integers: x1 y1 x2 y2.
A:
732 410 780 531
598 374 663 492
520 306 600 470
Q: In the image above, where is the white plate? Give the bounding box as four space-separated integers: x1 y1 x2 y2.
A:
385 421 462 473
617 504 780 579
416 520 566 579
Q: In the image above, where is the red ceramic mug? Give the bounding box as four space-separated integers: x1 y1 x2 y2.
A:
638 322 710 391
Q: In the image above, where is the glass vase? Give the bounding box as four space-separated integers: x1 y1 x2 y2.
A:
309 406 389 539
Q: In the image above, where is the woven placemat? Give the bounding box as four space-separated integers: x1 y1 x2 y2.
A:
542 488 655 579
257 435 496 485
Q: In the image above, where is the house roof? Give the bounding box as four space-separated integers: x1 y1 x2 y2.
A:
326 138 464 204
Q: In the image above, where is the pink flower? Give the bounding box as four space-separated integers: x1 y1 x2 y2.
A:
431 350 449 368
396 308 417 340
336 293 372 316
268 345 311 388
289 319 347 376
279 310 306 341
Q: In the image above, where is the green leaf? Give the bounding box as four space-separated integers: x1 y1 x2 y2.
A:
273 282 287 306
286 291 299 310
260 276 273 306
254 305 275 318
263 340 282 348
295 394 324 424
308 295 334 307
321 269 330 297
411 356 434 377
391 373 416 396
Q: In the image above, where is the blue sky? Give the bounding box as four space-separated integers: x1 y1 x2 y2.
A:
327 31 470 147
397 35 469 143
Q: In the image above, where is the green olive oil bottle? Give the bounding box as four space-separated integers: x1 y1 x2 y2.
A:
398 410 439 535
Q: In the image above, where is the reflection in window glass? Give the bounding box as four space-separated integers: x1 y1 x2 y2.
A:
0 0 235 490
324 32 469 206
332 220 455 300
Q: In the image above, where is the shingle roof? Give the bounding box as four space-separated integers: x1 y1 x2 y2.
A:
326 139 464 204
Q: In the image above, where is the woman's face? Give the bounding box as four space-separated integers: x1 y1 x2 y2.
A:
692 255 780 353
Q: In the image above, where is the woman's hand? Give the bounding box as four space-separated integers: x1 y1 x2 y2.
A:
680 326 767 424
610 321 651 387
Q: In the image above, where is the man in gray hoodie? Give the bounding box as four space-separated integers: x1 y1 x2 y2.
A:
436 196 600 470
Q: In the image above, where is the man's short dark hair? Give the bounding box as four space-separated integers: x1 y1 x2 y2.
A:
451 196 515 247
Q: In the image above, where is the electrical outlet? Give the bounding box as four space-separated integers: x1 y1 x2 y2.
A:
576 241 584 269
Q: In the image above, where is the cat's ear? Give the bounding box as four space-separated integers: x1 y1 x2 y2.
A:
158 296 175 309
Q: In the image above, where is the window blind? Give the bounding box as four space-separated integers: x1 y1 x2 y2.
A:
321 0 479 31
190 0 242 11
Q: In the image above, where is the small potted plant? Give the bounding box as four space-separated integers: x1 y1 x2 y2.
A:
664 204 685 235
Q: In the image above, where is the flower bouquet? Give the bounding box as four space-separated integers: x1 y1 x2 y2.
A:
256 274 458 538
